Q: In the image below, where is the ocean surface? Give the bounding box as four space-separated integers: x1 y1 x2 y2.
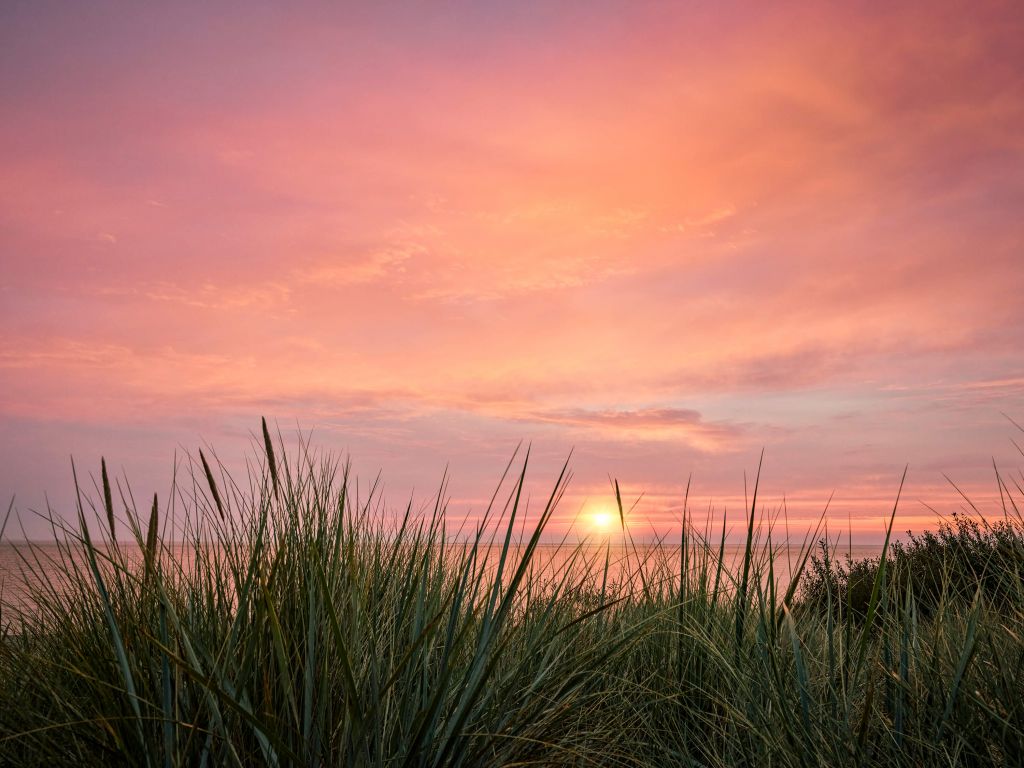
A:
0 541 885 619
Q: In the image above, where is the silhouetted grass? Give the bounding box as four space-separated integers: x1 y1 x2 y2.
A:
1 420 1022 766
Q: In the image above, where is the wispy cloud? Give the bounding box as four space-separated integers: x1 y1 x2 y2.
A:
521 407 744 451
0 1 1021 535
140 281 292 311
292 245 419 288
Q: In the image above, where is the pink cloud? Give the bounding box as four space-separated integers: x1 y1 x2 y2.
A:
1 1 1022 537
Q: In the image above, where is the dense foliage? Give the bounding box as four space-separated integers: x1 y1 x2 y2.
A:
802 514 1024 618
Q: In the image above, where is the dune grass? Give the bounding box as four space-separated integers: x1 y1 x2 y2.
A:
1 421 1023 766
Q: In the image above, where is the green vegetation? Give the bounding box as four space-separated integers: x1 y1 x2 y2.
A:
802 513 1024 620
1 421 1022 766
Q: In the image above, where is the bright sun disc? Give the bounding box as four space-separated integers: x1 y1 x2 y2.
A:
591 510 613 530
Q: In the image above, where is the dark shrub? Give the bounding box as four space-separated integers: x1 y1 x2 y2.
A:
801 514 1024 618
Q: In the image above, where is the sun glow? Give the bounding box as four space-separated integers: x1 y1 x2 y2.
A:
590 507 615 532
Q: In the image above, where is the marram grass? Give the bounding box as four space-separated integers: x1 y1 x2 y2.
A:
1 421 1023 767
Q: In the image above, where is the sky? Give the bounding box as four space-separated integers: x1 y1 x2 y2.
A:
2 1 1023 541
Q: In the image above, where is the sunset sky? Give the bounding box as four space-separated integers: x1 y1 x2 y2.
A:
2 1 1022 540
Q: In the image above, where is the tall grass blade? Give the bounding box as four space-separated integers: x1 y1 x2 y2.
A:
101 457 116 542
936 587 982 740
262 416 280 500
78 513 150 768
735 450 764 656
199 449 225 521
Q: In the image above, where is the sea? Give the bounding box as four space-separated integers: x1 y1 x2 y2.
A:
0 540 885 619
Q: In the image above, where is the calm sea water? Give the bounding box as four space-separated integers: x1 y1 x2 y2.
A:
0 542 884 617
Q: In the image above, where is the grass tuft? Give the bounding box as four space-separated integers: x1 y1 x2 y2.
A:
2 424 1023 766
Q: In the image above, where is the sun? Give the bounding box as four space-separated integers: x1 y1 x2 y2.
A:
576 501 620 537
590 508 615 532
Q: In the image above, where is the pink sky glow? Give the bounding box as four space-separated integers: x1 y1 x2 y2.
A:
2 2 1023 540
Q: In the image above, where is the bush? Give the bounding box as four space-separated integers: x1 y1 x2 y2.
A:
801 514 1024 618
